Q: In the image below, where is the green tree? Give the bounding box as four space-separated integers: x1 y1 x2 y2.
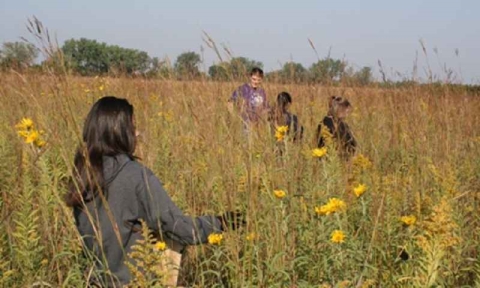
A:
208 64 229 81
0 42 38 69
174 51 201 80
354 66 373 86
281 62 307 83
148 57 173 78
208 57 263 81
61 38 152 75
309 58 346 84
229 57 263 79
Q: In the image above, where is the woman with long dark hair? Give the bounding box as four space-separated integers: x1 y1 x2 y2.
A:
269 91 303 142
66 96 241 287
316 96 357 158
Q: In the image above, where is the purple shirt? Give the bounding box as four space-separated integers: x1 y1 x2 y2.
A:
231 83 268 122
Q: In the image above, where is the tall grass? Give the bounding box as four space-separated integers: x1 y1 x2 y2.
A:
0 70 479 287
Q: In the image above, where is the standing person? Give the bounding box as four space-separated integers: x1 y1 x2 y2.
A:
316 96 357 158
269 91 303 142
228 67 269 125
65 96 242 287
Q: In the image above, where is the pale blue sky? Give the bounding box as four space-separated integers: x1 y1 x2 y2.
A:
1 0 479 83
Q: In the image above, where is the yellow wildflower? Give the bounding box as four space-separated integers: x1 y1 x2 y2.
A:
15 118 34 131
34 138 46 148
208 233 223 245
98 85 105 91
154 241 166 251
40 259 49 266
331 230 346 243
275 125 289 142
312 147 327 158
400 215 417 226
274 189 286 199
315 198 346 216
25 130 40 144
353 183 367 198
246 232 256 241
352 154 372 170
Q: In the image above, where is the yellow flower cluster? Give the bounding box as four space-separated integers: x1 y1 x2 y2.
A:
353 183 367 198
154 241 166 251
320 125 333 146
208 233 223 245
315 198 346 215
331 230 346 243
400 215 416 226
15 118 46 148
312 147 327 158
275 125 289 142
274 189 286 199
352 153 372 170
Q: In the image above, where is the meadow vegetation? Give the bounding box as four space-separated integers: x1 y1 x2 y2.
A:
0 67 479 287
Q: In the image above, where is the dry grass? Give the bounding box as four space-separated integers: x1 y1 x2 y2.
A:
0 71 479 287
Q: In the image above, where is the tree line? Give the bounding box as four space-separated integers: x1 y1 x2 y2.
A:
0 38 381 86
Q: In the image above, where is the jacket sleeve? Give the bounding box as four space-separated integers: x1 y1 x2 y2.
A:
137 168 222 245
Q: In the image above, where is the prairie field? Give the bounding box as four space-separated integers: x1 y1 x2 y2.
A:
0 72 479 287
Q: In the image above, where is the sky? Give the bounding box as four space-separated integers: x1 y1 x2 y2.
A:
1 0 479 83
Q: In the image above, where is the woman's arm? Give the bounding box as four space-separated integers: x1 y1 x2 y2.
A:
138 168 222 245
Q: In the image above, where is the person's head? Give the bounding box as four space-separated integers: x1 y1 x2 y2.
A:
328 96 352 120
82 96 136 156
66 96 136 207
249 67 264 88
276 91 292 113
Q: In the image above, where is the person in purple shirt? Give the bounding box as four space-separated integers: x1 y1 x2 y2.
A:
228 67 269 124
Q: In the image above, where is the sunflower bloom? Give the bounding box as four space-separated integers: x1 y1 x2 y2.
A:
331 230 346 243
208 233 223 245
315 198 346 215
24 130 40 144
312 147 327 158
34 138 46 148
400 215 417 226
275 125 289 142
274 189 286 199
353 183 367 198
15 118 34 131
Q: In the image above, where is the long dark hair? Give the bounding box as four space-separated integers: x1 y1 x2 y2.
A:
274 92 292 126
65 96 136 207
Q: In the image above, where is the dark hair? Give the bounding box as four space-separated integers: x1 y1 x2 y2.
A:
250 67 264 77
65 96 136 207
328 96 351 118
277 92 292 113
272 91 292 126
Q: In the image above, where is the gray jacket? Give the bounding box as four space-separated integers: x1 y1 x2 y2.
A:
74 154 222 286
